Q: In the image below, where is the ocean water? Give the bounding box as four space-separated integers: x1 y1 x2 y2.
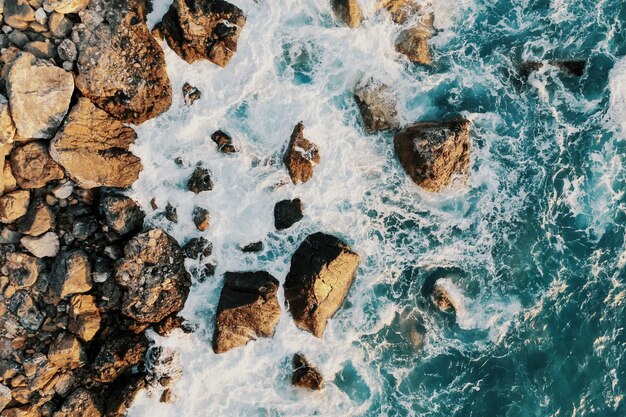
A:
127 0 626 415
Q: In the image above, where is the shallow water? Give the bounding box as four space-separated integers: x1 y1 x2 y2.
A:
128 0 626 415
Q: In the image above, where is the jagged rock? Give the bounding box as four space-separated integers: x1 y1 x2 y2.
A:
0 384 10 412
213 271 281 353
181 237 212 259
377 0 431 25
24 40 57 60
68 294 101 342
0 189 29 223
74 0 172 124
354 80 399 132
48 12 73 38
50 250 92 299
521 60 586 77
393 119 471 192
0 159 17 197
20 231 60 258
241 241 263 253
164 203 177 223
9 142 65 189
43 0 89 14
155 0 246 67
192 206 210 231
291 353 324 390
6 252 40 289
211 130 236 153
395 26 432 65
54 388 102 417
331 0 363 28
48 332 85 368
274 198 303 230
284 232 360 337
283 122 320 184
4 0 35 30
115 228 191 323
182 83 201 106
8 291 44 331
0 95 16 145
50 98 143 189
57 39 77 62
153 314 185 336
102 372 146 417
5 51 74 139
17 199 54 236
187 165 213 193
99 194 144 235
92 332 148 383
22 353 58 392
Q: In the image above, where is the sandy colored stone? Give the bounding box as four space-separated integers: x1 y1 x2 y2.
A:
4 0 35 30
395 26 432 65
68 294 101 342
0 189 29 223
20 231 60 258
43 0 89 13
50 250 92 299
0 95 16 146
17 199 54 236
10 141 64 189
331 0 363 28
48 332 85 368
354 80 399 132
6 252 40 289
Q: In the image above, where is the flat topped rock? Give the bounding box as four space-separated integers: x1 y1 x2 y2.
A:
354 80 400 132
283 122 320 184
155 0 246 67
213 271 281 354
10 141 64 189
393 119 471 192
284 232 360 337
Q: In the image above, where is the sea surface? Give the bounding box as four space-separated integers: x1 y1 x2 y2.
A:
128 0 626 415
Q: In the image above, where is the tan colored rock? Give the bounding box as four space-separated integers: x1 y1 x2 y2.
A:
3 0 35 30
17 199 54 236
291 354 324 390
50 250 92 299
283 122 320 184
377 0 423 24
331 0 363 28
20 231 60 258
54 389 102 417
68 294 101 342
5 51 74 139
6 252 40 289
50 98 142 189
10 142 64 189
354 79 399 132
395 26 431 65
0 95 16 146
0 189 29 223
43 0 89 14
48 332 85 368
393 119 471 192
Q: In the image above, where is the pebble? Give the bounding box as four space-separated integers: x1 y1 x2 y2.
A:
20 231 60 258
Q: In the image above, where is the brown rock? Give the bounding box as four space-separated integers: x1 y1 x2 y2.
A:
48 333 85 368
49 250 92 300
187 165 213 193
395 26 432 65
4 0 35 31
50 98 143 189
6 252 40 289
99 194 145 235
155 0 246 67
1 158 17 196
377 0 427 24
291 353 324 390
283 122 320 184
10 142 64 189
354 80 399 132
92 332 148 383
213 271 281 353
53 388 102 417
17 199 54 236
0 95 16 146
192 206 210 231
331 0 363 28
68 294 101 342
182 83 201 106
393 119 471 192
211 130 236 153
284 232 360 337
0 190 29 223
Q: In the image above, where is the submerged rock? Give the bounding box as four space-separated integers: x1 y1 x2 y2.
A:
274 198 304 230
0 189 29 223
213 271 281 353
431 279 464 315
291 353 324 390
284 232 360 337
50 98 143 189
241 241 263 253
182 83 202 106
331 0 363 28
283 122 320 184
155 0 246 67
521 60 586 77
211 130 236 153
354 80 400 132
99 194 145 235
187 165 213 193
393 119 471 192
9 141 64 189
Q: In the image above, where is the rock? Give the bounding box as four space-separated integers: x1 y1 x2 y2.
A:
182 83 201 106
0 384 10 412
291 353 323 390
393 119 471 192
10 142 64 189
54 388 102 417
20 231 59 257
164 203 177 223
8 290 43 331
48 12 72 38
0 189 29 223
92 332 148 383
1 159 17 196
354 80 399 132
7 30 30 48
210 130 236 153
192 206 210 231
50 98 143 189
283 122 320 184
17 199 54 236
57 38 77 62
4 0 35 30
74 0 172 124
99 194 144 235
43 0 89 14
212 271 280 353
5 51 74 139
331 0 363 28
68 294 101 342
6 252 40 289
24 40 56 59
274 198 304 230
48 332 85 368
72 216 98 240
49 250 92 299
431 279 463 314
521 60 586 77
187 165 213 193
0 95 16 145
377 0 426 24
153 314 185 336
155 0 246 67
284 232 360 337
101 372 146 416
181 237 212 259
395 26 432 65
241 241 263 253
115 228 191 323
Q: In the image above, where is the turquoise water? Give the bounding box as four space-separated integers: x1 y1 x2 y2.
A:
130 0 626 415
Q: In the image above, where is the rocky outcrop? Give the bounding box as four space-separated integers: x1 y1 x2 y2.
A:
187 165 213 193
99 194 145 235
274 198 304 230
9 142 65 189
213 271 281 353
291 353 324 390
211 130 236 153
393 119 471 192
0 189 29 223
50 98 143 189
283 122 320 184
331 0 363 28
284 233 360 337
154 0 246 67
395 26 432 65
354 80 400 132
5 51 74 139
74 0 172 124
54 388 102 417
115 228 191 324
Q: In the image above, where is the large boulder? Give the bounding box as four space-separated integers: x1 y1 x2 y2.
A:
395 26 432 65
331 0 363 28
154 0 246 67
5 51 74 139
9 142 65 189
393 119 471 192
50 98 143 189
92 332 148 383
283 122 320 184
291 353 324 390
0 189 29 223
354 80 400 132
74 0 172 124
284 233 360 337
99 194 145 235
115 228 191 324
213 271 281 354
274 198 304 230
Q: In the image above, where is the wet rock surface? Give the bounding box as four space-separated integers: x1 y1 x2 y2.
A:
274 198 303 230
283 122 320 184
99 194 144 236
291 353 324 390
521 60 586 76
354 80 400 132
211 130 236 153
332 0 363 28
